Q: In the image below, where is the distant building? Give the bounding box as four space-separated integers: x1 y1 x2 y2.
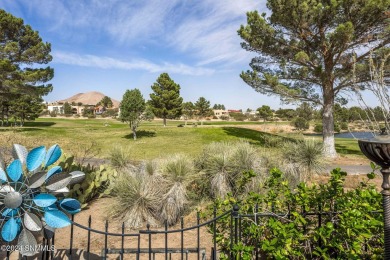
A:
213 109 229 119
47 103 64 114
228 109 242 113
46 91 120 115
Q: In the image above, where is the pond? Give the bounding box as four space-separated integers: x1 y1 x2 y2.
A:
305 132 376 139
335 132 375 139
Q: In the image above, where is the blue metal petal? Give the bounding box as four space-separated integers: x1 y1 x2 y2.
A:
2 208 19 217
44 210 71 228
12 144 28 165
1 217 20 242
59 199 81 214
44 144 62 167
33 194 57 208
6 159 23 182
46 166 62 180
45 204 58 211
26 146 46 172
0 168 7 183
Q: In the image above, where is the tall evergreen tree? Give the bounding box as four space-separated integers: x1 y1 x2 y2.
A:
149 73 183 126
195 97 211 125
64 102 73 115
182 101 195 125
120 89 153 140
10 95 44 126
0 9 53 124
257 105 273 122
238 0 389 158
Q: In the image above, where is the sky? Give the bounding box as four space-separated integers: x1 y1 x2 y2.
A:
0 1 377 110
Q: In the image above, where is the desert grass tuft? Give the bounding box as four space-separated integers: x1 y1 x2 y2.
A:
109 169 163 228
282 139 325 182
160 154 197 225
108 146 132 170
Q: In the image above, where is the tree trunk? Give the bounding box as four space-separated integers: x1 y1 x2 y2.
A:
163 117 166 127
322 86 338 158
132 128 137 140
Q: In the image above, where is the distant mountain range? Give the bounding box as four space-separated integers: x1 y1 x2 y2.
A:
59 91 120 107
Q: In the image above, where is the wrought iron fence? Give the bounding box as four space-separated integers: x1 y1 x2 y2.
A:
0 205 383 260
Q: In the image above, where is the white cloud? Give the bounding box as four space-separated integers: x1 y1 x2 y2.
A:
168 0 266 66
53 51 214 76
1 0 266 67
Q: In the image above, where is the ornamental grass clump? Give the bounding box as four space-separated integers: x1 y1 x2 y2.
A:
282 139 325 182
160 154 197 226
108 146 132 170
109 168 163 229
197 141 264 198
197 142 233 198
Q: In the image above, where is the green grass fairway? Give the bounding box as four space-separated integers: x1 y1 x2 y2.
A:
0 118 363 161
0 118 278 160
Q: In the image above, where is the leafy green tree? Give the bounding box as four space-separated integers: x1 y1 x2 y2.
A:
98 96 113 109
230 112 247 121
257 105 273 122
82 106 95 118
349 107 365 122
182 101 195 125
275 108 296 120
64 102 73 115
149 73 183 126
333 104 350 123
195 97 211 125
238 1 389 158
120 89 153 140
296 102 314 121
292 117 310 131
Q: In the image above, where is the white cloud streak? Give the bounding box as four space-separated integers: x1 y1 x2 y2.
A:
53 51 214 76
1 0 266 67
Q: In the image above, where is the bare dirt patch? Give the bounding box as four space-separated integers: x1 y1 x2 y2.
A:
52 197 213 259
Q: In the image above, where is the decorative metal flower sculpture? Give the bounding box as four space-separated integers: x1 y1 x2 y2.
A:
0 144 85 256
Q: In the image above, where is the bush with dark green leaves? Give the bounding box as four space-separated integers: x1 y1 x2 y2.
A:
292 117 309 130
206 167 383 259
314 124 323 133
340 122 349 130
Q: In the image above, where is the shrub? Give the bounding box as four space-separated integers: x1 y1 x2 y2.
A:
220 115 229 121
334 122 341 132
340 122 349 130
230 112 247 121
207 168 383 259
314 123 323 133
259 134 286 148
49 111 57 117
292 117 309 130
248 115 259 121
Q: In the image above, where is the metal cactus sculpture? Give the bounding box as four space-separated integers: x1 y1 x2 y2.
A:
0 144 85 256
